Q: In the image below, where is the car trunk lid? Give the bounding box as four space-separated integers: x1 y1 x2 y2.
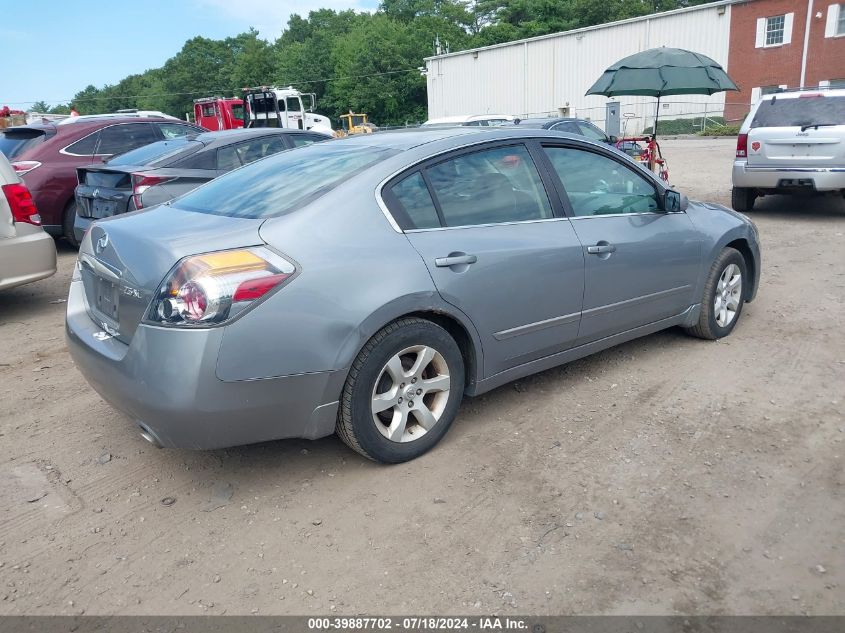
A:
76 166 136 220
747 94 845 168
78 204 264 344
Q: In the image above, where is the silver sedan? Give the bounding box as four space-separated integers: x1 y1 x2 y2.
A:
66 128 761 462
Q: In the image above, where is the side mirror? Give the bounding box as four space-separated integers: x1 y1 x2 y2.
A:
608 135 619 144
664 189 688 212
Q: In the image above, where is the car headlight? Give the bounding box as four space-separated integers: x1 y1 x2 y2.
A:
146 247 296 327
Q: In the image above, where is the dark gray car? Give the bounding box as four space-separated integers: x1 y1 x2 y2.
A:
66 127 760 463
73 128 331 241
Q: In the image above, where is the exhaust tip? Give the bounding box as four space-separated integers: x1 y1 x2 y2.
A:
138 423 164 449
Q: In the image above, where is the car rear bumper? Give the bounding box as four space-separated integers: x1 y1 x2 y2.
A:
733 162 845 191
0 224 57 291
65 278 343 449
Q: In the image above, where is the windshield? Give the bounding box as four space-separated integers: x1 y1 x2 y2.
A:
0 129 47 158
106 138 199 166
751 95 845 128
176 143 397 219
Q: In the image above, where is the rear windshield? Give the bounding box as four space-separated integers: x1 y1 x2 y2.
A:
0 129 47 158
751 95 845 129
106 138 200 167
176 143 397 219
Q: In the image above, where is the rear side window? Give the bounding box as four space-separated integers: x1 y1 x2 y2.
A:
106 138 198 167
171 147 216 170
217 145 242 171
0 129 48 158
388 172 440 229
177 143 397 219
577 122 608 142
64 132 100 156
751 95 845 128
233 136 286 165
426 145 553 227
96 124 158 155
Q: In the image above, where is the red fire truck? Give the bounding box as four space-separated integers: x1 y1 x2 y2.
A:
193 97 244 131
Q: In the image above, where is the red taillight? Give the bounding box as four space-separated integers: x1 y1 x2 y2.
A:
11 160 41 175
233 273 292 302
736 133 748 158
131 174 172 209
2 183 41 225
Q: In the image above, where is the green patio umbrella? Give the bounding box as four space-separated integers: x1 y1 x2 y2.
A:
585 47 738 136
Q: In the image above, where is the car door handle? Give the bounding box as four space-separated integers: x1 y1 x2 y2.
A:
435 254 478 267
587 244 616 254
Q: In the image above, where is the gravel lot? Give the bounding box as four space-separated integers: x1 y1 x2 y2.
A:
0 138 843 615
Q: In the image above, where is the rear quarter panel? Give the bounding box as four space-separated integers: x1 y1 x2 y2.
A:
213 159 484 383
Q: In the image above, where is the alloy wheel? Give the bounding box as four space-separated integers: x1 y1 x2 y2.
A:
371 345 451 443
714 263 742 328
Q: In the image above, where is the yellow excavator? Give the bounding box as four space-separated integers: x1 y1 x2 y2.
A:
335 111 377 137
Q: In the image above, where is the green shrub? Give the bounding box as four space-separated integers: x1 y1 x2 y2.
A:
643 116 725 135
699 124 740 136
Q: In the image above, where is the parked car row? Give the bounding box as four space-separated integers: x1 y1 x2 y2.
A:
73 128 331 241
0 117 205 244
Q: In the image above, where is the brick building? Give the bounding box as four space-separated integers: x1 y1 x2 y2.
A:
726 0 845 122
425 0 845 131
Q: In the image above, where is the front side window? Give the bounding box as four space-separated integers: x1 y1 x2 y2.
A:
544 146 659 217
286 97 302 113
231 104 244 121
388 172 440 229
95 123 158 156
426 145 553 227
766 14 785 45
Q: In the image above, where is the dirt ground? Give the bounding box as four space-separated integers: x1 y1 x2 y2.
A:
0 138 843 616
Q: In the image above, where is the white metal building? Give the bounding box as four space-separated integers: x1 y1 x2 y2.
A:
424 1 736 135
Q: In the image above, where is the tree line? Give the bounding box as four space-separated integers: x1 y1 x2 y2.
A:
32 0 719 127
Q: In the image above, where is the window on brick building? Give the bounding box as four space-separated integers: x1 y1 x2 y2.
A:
838 4 845 35
756 13 793 47
766 15 785 45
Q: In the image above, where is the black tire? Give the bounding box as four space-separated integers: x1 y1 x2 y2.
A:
62 200 80 248
731 186 756 213
336 317 465 463
685 247 748 340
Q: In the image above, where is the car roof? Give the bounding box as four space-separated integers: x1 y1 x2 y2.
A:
13 117 197 136
758 88 845 100
513 117 590 128
192 128 326 146
328 126 587 151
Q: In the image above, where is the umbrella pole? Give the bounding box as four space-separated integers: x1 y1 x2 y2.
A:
651 95 660 172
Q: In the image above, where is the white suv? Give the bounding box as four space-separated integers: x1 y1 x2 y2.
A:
732 88 845 212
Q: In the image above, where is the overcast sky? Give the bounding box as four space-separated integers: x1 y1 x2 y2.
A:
1 0 378 108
